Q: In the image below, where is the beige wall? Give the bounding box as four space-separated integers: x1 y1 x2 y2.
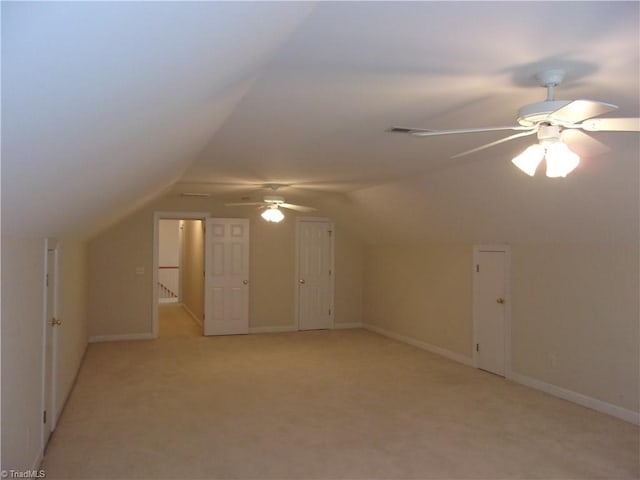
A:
88 208 153 337
363 244 473 358
334 226 364 326
362 242 639 415
181 220 204 323
511 243 639 413
1 236 88 471
88 196 364 336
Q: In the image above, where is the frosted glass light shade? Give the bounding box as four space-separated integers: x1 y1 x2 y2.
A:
261 207 284 223
512 144 545 176
545 142 580 178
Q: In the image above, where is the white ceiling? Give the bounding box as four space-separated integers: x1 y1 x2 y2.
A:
2 2 638 244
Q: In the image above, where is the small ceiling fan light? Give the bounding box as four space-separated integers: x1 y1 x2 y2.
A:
261 206 285 223
545 142 580 178
512 144 545 176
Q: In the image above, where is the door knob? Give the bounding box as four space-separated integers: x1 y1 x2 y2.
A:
50 318 62 326
298 279 306 284
243 280 249 285
496 298 506 304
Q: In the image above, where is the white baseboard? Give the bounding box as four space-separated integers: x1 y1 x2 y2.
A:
333 322 363 329
363 323 473 366
508 371 640 426
89 333 154 343
363 323 639 426
159 298 178 304
33 449 44 472
249 323 363 333
249 325 297 334
182 303 203 328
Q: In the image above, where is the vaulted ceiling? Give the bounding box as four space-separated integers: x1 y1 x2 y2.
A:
3 2 638 244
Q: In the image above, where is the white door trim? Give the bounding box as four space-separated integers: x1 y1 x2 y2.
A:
472 244 512 378
294 217 335 330
152 211 210 338
42 238 59 449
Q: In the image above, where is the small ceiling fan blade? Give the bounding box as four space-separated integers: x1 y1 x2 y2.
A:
225 202 265 207
280 203 316 212
548 100 618 124
390 125 531 137
562 129 610 158
577 117 640 132
450 129 539 159
388 127 438 134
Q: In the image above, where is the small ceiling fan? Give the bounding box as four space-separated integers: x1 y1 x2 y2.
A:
225 184 316 222
390 69 640 177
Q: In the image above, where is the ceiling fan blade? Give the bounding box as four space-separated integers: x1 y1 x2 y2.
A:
225 202 265 207
390 125 532 136
280 203 316 212
548 100 618 124
562 129 610 158
450 129 539 159
577 117 640 132
388 127 438 134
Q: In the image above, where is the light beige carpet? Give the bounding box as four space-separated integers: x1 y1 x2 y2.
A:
42 328 639 479
158 304 202 338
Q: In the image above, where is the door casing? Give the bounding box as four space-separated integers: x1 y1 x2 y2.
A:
152 211 209 338
42 238 59 449
473 244 511 377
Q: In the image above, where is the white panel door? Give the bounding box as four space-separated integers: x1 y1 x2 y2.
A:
475 250 507 376
204 218 249 335
297 220 333 331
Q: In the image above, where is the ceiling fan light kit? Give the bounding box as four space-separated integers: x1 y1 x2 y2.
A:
511 123 580 178
261 205 285 223
512 142 579 178
390 69 639 178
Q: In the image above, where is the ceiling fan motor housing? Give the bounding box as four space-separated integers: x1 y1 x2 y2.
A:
537 124 562 145
264 195 285 204
517 100 572 127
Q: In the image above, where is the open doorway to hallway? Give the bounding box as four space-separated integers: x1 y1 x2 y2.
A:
154 213 207 338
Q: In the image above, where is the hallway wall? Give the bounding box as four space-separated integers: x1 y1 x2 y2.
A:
182 219 204 324
87 195 364 337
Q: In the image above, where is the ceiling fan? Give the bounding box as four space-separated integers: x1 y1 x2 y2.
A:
390 69 640 177
225 184 316 222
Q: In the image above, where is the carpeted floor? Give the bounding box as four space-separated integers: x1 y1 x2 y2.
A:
159 304 202 338
41 322 639 479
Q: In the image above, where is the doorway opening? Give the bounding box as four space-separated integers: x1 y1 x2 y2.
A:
153 212 208 338
158 219 181 305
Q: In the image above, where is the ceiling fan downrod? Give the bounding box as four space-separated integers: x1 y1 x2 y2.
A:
536 69 565 102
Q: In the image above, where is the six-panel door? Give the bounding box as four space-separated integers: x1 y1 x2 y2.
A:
204 218 250 335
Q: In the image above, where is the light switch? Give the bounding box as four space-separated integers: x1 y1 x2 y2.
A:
135 267 145 275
